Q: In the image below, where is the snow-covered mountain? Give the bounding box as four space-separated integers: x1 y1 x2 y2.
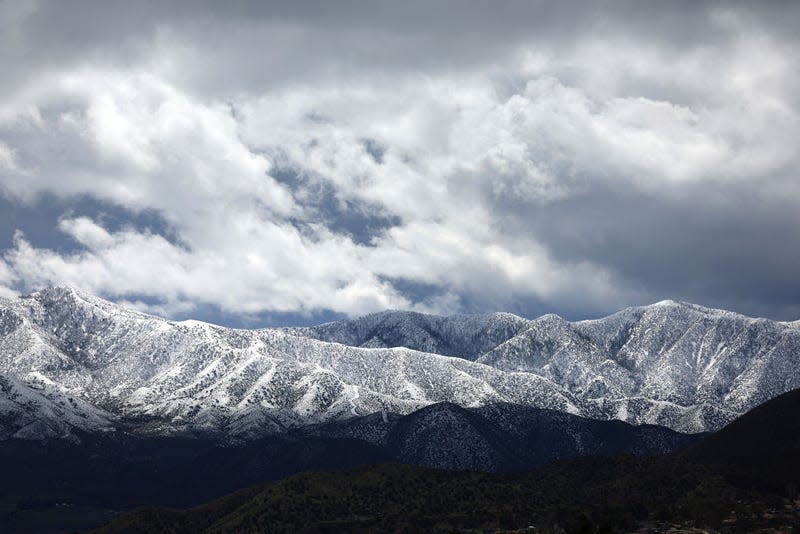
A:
0 287 797 440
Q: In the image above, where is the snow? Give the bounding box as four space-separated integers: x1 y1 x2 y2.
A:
349 385 360 417
0 286 798 441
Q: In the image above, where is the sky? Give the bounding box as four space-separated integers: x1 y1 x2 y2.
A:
1 1 799 326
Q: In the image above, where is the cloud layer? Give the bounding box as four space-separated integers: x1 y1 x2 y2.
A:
1 1 799 322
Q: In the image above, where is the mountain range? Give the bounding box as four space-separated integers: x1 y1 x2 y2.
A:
0 400 701 532
96 387 800 533
1 286 799 441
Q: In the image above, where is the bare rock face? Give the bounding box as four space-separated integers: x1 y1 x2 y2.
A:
0 287 798 441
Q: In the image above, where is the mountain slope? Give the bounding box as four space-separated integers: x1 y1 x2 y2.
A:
0 287 798 438
0 373 114 440
685 386 800 491
0 401 701 532
304 402 701 472
96 389 800 534
294 310 530 359
0 288 578 440
475 300 800 430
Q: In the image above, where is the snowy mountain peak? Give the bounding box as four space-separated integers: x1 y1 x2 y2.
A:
29 285 102 307
651 299 685 307
632 299 755 320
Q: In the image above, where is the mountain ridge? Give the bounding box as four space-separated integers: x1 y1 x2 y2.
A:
94 388 800 534
0 286 798 440
0 397 704 532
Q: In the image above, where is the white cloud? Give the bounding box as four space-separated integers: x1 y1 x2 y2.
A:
0 5 798 320
0 142 21 181
0 256 19 299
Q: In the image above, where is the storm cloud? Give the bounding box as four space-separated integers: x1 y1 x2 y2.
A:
1 0 798 323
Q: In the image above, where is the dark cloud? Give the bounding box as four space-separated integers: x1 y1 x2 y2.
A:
0 194 183 253
495 178 800 320
4 1 795 97
120 293 347 328
272 166 401 246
